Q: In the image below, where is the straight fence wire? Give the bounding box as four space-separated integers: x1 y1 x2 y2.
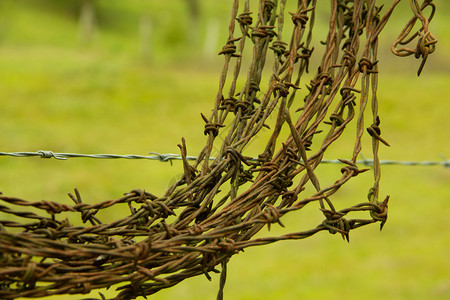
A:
0 150 448 167
0 1 439 300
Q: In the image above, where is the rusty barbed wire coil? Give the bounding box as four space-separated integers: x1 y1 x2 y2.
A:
0 1 438 299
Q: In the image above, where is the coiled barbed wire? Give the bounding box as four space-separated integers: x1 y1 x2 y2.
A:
0 1 438 299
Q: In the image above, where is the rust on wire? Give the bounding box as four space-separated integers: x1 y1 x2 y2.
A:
0 1 437 299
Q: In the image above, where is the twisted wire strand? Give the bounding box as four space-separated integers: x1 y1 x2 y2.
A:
0 150 184 162
0 150 448 167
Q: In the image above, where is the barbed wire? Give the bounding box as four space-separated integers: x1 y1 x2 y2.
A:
0 1 441 299
0 150 448 167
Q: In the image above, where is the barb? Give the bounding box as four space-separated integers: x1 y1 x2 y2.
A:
0 150 447 167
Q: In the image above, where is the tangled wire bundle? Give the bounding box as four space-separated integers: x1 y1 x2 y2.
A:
0 0 437 299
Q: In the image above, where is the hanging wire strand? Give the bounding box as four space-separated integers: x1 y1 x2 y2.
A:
0 150 448 167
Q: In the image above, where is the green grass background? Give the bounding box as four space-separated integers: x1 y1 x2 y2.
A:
0 1 449 299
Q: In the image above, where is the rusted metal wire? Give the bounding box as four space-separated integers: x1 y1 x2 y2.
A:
0 1 437 299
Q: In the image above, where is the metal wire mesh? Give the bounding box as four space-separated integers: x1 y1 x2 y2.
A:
0 1 437 299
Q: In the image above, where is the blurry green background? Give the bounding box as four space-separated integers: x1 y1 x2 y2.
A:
0 0 449 299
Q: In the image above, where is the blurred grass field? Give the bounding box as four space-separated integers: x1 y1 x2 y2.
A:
0 1 449 299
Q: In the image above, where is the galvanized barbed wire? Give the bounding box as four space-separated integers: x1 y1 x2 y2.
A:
0 150 448 167
0 150 185 163
0 1 438 299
